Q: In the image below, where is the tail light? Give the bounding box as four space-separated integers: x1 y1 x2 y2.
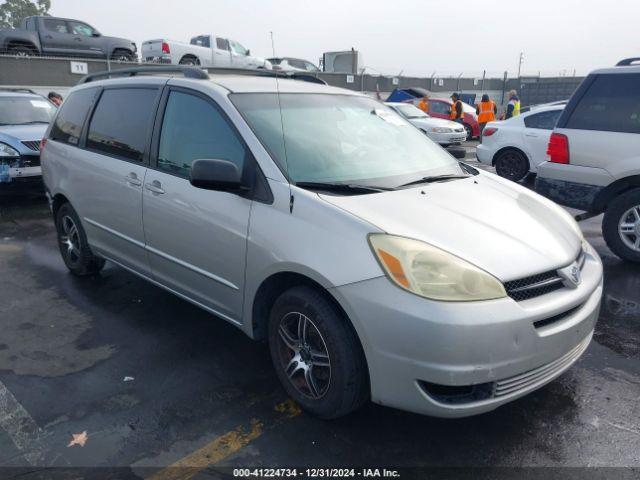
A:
482 127 498 137
39 138 47 151
161 42 170 54
547 133 570 164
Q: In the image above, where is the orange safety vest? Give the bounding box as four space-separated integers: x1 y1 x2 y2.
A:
477 100 496 123
450 100 463 120
418 100 429 113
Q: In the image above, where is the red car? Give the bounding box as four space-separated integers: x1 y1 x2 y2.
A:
426 98 480 140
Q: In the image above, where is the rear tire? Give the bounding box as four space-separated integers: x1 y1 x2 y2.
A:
494 149 529 182
268 286 369 419
55 203 105 276
463 123 473 140
9 45 36 57
602 189 640 262
179 56 200 66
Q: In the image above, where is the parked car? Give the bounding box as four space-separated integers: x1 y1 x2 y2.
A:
0 16 137 61
476 105 565 181
42 67 602 419
267 57 320 72
385 102 467 146
0 88 56 187
521 99 568 114
536 58 640 263
142 35 271 69
428 98 480 140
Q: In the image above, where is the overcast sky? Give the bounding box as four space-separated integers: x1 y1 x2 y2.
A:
49 0 639 78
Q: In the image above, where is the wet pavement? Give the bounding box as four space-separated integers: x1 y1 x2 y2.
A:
0 150 639 476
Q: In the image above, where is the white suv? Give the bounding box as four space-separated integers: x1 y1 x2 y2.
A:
536 58 640 262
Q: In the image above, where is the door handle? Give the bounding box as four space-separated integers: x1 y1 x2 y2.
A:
525 133 538 138
145 180 165 195
44 34 53 39
125 173 142 186
74 37 82 42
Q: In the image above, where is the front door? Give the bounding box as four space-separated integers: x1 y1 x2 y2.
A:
143 87 252 323
67 20 105 58
39 17 77 56
213 37 232 68
522 109 563 170
77 86 160 275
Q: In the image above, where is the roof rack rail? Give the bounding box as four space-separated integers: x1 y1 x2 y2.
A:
616 57 640 66
78 66 210 84
0 87 38 94
203 67 327 85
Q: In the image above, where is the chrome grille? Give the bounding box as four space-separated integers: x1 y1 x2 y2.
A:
494 332 592 398
21 140 41 152
504 249 586 302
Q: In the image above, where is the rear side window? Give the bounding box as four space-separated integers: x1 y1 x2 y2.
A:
49 88 97 145
158 91 246 178
566 73 640 134
524 110 562 130
87 88 157 161
216 37 230 51
191 35 210 48
44 18 69 34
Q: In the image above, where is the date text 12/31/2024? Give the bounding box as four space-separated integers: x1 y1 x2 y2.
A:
233 469 401 478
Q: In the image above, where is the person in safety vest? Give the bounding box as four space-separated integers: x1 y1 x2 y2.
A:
504 90 521 119
476 94 497 132
417 95 429 113
449 92 464 123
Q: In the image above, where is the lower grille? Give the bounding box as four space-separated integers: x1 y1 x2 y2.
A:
21 140 41 152
493 333 592 398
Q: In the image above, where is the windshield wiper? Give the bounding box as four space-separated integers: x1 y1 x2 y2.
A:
397 174 471 188
13 121 49 125
295 181 393 194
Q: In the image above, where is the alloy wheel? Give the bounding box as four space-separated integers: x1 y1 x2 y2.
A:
618 205 640 252
276 312 331 399
60 215 82 264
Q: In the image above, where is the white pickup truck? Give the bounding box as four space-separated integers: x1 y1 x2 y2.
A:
141 34 272 69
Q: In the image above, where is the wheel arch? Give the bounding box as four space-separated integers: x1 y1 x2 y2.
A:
594 176 640 213
7 40 38 52
179 54 200 65
52 192 71 218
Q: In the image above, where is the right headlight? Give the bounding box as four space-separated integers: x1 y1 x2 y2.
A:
368 234 507 302
431 127 453 133
0 142 19 158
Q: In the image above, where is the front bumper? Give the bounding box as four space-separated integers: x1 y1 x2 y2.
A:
475 144 494 165
332 242 603 418
428 131 467 145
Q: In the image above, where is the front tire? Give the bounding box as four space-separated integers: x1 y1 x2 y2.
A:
111 50 134 62
494 149 529 182
602 189 640 262
463 123 473 140
268 286 369 419
55 203 105 276
9 45 36 57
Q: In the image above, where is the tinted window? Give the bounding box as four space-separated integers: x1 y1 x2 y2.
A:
524 110 562 130
216 37 230 51
44 18 69 34
50 88 97 145
26 18 36 31
288 59 307 69
191 35 210 48
304 62 320 72
68 21 95 37
567 73 640 134
87 89 157 161
158 91 246 178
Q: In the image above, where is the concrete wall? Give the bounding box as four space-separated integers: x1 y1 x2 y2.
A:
0 55 585 107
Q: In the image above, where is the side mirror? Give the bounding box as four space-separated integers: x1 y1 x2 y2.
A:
92 31 101 37
446 147 467 159
190 159 244 192
246 49 251 56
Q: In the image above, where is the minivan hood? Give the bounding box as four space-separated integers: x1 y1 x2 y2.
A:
320 173 581 281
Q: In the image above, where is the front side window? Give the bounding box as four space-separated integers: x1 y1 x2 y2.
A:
230 40 248 56
232 93 462 187
87 88 157 161
288 59 307 70
0 96 55 126
305 62 320 72
50 88 97 145
68 21 95 37
429 101 450 115
158 91 246 178
44 18 69 34
566 73 640 134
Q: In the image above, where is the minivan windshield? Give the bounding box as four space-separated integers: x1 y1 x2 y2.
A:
0 96 55 125
231 93 463 188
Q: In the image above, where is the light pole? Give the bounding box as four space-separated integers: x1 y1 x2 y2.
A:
517 52 524 78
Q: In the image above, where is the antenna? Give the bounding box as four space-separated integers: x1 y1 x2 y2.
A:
270 31 293 210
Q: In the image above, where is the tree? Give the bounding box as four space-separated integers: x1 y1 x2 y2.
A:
0 0 51 29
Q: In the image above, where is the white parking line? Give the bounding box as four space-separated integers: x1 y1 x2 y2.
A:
0 380 46 466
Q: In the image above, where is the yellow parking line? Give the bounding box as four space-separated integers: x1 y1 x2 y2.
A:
148 400 300 480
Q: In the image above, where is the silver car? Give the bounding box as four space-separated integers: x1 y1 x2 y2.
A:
41 67 603 419
385 102 467 145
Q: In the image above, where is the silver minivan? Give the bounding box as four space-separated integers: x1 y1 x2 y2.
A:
42 67 603 419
